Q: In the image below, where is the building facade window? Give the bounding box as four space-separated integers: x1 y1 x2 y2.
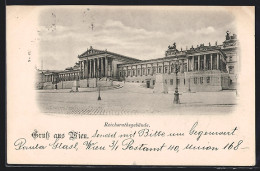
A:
159 67 162 73
165 66 168 73
200 58 204 70
153 67 156 74
229 66 234 74
184 64 187 72
177 79 180 85
138 69 140 75
213 54 217 70
147 68 150 75
207 56 211 70
194 77 198 84
165 79 167 84
184 79 185 85
207 76 210 83
200 77 203 84
153 80 155 85
171 64 174 73
194 58 198 71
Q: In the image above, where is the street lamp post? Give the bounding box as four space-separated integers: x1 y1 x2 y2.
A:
55 76 58 90
173 60 180 104
98 85 101 100
124 71 126 84
188 78 191 92
97 66 102 100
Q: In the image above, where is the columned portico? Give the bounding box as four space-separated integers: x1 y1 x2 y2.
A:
79 61 82 79
210 54 213 70
83 61 85 79
86 59 89 78
105 57 108 77
97 58 100 78
198 55 200 71
217 53 219 70
191 57 193 71
204 55 206 70
89 59 92 78
101 57 104 77
79 53 128 80
94 59 96 78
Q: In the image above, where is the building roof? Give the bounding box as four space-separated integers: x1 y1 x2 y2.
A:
78 46 141 62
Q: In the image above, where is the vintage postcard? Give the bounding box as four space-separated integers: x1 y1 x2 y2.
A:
6 6 255 166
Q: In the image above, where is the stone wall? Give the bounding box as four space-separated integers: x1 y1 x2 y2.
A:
45 78 114 90
119 70 230 92
183 70 227 92
57 81 74 89
79 79 96 88
45 70 230 92
79 78 113 88
221 73 231 89
153 74 167 93
162 73 186 92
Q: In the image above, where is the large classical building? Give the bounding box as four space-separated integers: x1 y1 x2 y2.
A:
36 31 239 92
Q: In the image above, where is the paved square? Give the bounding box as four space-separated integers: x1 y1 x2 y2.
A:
36 83 238 115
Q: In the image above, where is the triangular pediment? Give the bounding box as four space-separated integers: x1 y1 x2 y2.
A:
79 46 105 57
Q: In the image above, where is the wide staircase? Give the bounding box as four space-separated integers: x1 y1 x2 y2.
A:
115 82 153 94
77 78 124 92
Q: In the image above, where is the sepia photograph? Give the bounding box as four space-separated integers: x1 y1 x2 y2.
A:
35 6 239 115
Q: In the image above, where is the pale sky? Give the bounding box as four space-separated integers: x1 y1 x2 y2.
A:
37 6 236 70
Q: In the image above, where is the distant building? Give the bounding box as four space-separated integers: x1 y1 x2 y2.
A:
37 31 239 92
35 69 62 89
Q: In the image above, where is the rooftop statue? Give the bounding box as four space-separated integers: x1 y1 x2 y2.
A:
226 31 230 40
173 42 176 49
168 42 177 50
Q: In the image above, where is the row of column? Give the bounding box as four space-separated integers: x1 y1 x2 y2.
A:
189 53 220 71
79 57 109 79
44 75 53 82
120 53 222 78
120 60 187 77
58 72 80 81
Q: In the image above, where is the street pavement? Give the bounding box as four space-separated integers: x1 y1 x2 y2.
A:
36 82 238 115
